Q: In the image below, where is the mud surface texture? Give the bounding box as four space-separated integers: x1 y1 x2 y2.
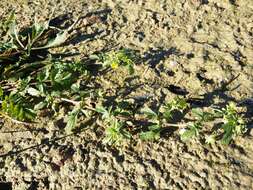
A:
0 0 253 189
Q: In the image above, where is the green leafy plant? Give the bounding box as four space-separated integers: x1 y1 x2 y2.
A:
179 122 202 141
140 98 189 141
215 102 246 144
96 105 131 145
0 90 36 122
162 97 188 120
93 48 136 74
0 12 78 63
179 102 247 145
179 108 216 142
103 118 131 145
0 12 248 148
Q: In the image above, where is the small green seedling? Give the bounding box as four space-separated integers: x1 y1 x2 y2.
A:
179 108 214 142
162 97 188 120
215 102 246 144
179 102 247 145
93 48 136 74
140 97 189 141
179 122 202 141
103 118 131 145
96 105 131 145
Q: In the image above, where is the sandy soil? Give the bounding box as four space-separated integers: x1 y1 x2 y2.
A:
0 0 253 189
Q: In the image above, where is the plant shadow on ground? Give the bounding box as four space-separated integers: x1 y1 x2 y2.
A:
187 74 240 107
143 46 181 76
63 9 111 46
143 47 180 68
0 130 81 159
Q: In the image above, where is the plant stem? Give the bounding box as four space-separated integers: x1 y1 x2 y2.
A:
164 123 188 127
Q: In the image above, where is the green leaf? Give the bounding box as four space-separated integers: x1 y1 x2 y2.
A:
180 123 201 141
163 109 173 121
167 97 188 112
205 134 217 144
8 16 24 49
180 128 196 141
140 130 160 141
95 106 108 114
65 108 80 134
0 93 36 121
141 107 158 119
23 108 36 120
148 124 161 131
221 123 233 145
2 11 15 32
102 119 130 145
128 64 134 75
33 30 68 50
0 87 3 98
192 108 214 122
71 82 80 92
31 20 49 42
34 101 47 111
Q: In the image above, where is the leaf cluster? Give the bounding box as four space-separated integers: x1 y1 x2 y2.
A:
179 102 247 145
0 12 75 64
140 98 188 141
0 88 35 121
93 48 137 75
215 102 246 144
95 104 132 145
